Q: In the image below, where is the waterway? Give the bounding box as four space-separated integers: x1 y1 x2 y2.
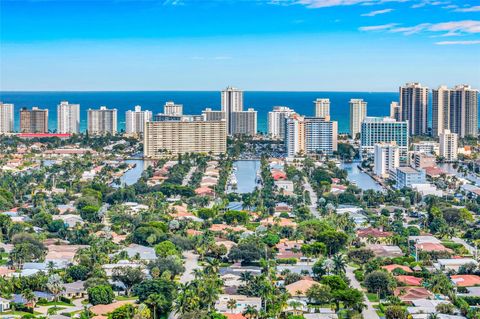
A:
339 161 384 192
113 159 153 187
230 160 261 194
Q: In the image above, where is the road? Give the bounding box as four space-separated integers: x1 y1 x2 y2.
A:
182 166 197 186
168 250 201 319
303 177 320 218
346 266 380 319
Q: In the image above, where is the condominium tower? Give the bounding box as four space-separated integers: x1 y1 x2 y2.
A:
432 84 478 138
0 102 14 133
439 129 458 161
57 101 80 134
374 142 400 178
400 82 428 136
390 102 402 122
231 108 257 136
360 117 409 162
349 99 367 138
202 108 226 121
285 114 337 157
314 99 330 118
125 105 152 135
268 106 295 139
144 119 227 157
164 101 183 116
221 86 243 135
87 106 117 135
20 107 49 133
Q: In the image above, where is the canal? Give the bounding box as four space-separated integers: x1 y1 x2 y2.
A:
230 160 261 194
339 161 384 192
113 159 153 187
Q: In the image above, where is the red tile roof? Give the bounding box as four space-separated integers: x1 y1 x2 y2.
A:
451 275 480 287
382 264 413 273
395 275 423 286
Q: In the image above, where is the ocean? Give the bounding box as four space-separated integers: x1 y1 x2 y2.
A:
0 91 399 134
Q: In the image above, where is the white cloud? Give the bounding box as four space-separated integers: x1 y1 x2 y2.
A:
286 0 408 9
360 20 480 36
436 40 480 45
455 6 480 12
359 23 398 31
361 8 394 16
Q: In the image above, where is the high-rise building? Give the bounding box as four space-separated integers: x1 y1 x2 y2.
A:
0 102 14 133
314 99 330 118
390 102 402 121
432 84 478 138
268 106 295 139
449 84 478 138
20 107 49 133
203 108 226 122
221 86 243 135
360 117 409 162
164 101 183 116
231 108 257 136
412 141 439 155
285 114 305 158
304 117 338 155
432 86 450 137
439 129 458 161
57 101 80 134
400 82 428 136
285 114 337 157
87 106 117 135
349 99 367 138
374 142 400 178
144 119 227 157
126 105 152 135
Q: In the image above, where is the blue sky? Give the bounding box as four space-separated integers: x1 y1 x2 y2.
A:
0 0 479 91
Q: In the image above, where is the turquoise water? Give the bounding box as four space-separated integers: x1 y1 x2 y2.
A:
339 161 384 191
0 91 398 134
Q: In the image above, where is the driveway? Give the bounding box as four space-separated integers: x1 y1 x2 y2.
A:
346 265 380 319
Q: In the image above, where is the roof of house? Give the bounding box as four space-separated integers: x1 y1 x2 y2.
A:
285 279 318 296
451 275 480 287
415 243 452 253
394 287 433 301
382 264 413 273
223 314 246 319
396 275 423 286
90 301 135 315
357 228 392 238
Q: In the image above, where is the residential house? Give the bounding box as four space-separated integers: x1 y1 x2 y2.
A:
215 294 261 314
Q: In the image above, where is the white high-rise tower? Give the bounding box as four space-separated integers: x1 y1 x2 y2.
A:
126 105 152 135
57 101 80 134
0 102 14 133
221 86 243 135
349 99 367 139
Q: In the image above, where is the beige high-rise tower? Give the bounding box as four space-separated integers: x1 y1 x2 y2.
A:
314 98 330 118
349 99 367 139
400 82 428 136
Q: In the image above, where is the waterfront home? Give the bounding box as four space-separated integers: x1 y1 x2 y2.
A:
215 294 261 314
45 244 88 263
195 186 215 196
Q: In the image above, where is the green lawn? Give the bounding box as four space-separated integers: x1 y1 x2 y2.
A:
115 296 138 301
366 293 379 302
37 301 74 307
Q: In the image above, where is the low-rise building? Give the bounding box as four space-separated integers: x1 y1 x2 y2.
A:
396 167 426 189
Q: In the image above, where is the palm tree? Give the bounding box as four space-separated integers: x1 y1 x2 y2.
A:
204 258 220 275
47 274 64 310
243 305 259 319
22 289 37 309
145 294 167 319
332 254 346 274
227 299 237 313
